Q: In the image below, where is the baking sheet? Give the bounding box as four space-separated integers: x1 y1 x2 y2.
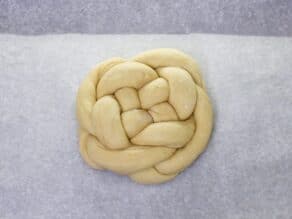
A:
0 34 291 219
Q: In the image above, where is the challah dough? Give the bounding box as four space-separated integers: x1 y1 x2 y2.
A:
76 48 213 184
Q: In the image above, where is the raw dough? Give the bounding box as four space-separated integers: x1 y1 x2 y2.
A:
76 48 213 184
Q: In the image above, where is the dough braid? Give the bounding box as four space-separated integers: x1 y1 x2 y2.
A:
77 48 213 184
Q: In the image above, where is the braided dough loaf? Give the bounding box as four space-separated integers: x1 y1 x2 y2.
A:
77 49 213 184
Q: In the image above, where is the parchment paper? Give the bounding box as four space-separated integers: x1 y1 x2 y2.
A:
0 34 291 219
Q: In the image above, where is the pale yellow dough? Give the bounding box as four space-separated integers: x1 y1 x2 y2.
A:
76 48 213 184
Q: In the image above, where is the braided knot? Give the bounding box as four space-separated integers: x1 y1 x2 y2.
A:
77 49 213 184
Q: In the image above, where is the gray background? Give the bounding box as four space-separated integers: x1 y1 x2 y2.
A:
0 0 291 36
0 34 291 219
1 1 292 219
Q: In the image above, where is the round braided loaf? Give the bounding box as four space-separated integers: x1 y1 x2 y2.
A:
77 49 213 184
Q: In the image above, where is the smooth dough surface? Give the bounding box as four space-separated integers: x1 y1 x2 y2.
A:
76 48 213 184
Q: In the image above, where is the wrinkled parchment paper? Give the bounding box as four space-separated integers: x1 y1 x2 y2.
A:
0 34 291 219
